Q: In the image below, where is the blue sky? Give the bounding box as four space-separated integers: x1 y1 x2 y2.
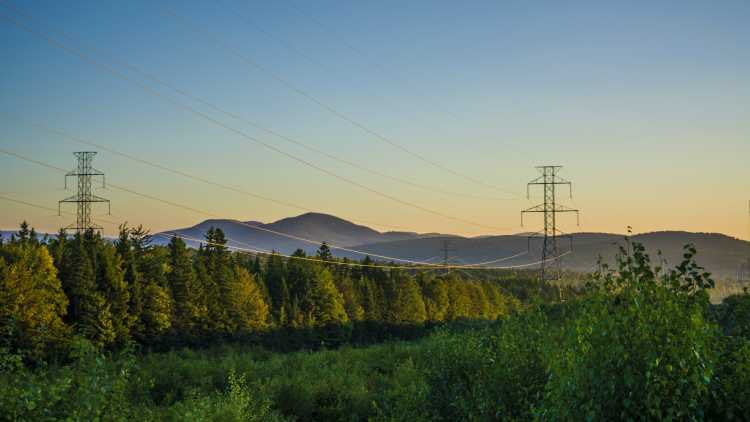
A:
1 0 749 238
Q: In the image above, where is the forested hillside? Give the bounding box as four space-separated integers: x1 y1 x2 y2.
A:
2 223 749 420
0 221 525 361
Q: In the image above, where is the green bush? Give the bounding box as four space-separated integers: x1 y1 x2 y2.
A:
420 310 550 421
0 337 138 421
538 242 720 421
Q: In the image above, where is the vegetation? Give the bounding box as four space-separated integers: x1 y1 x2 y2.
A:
1 222 749 420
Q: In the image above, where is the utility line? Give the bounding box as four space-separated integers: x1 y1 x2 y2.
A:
0 148 451 265
0 192 566 271
0 1 509 202
0 10 513 233
162 7 521 198
7 114 416 232
157 229 571 270
285 0 465 122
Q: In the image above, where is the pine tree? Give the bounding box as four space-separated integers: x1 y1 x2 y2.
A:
310 268 348 326
116 224 145 340
385 272 426 325
316 242 333 261
141 282 172 337
95 241 131 346
167 236 199 336
60 234 116 348
203 227 233 333
335 275 365 322
265 252 289 324
420 275 450 322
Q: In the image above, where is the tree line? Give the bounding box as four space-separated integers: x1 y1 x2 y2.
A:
0 222 520 362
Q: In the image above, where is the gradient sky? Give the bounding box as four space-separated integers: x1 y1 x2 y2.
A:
1 0 749 239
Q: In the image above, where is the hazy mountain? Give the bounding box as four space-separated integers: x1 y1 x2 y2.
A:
149 213 750 279
153 212 426 253
347 231 750 279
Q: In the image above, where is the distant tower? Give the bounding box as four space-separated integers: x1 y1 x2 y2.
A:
59 152 110 233
521 166 579 280
440 239 457 265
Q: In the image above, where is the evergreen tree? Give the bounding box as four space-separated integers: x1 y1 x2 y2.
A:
203 227 233 333
60 234 115 348
266 252 289 324
94 241 131 346
309 268 348 326
167 236 199 336
385 272 426 325
335 275 365 322
116 224 146 340
141 282 172 337
316 242 333 261
420 275 450 322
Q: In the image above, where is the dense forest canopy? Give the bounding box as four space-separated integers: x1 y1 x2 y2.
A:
0 221 530 361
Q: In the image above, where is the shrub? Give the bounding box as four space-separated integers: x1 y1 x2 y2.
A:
538 242 720 421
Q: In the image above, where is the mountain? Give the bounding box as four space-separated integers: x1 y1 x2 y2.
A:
153 212 426 253
152 213 750 279
346 231 750 279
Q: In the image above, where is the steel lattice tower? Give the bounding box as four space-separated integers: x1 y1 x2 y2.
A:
59 152 110 233
521 166 579 280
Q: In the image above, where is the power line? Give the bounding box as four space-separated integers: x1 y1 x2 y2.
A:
157 229 572 271
0 10 514 233
0 148 457 265
0 2 510 203
0 192 568 271
8 114 416 232
161 7 521 198
284 1 466 122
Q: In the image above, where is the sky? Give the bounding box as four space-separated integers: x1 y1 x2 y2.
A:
1 0 749 240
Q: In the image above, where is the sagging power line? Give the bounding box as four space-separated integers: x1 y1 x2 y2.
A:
1 193 567 271
0 148 470 266
0 1 509 202
0 10 513 233
161 7 521 198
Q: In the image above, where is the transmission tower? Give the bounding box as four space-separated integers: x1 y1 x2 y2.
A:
59 152 110 233
439 239 457 266
521 166 579 280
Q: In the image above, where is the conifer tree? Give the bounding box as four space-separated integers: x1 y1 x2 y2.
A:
420 275 450 322
94 241 131 346
335 275 365 322
266 252 289 324
141 282 172 337
116 224 146 339
310 268 348 326
385 272 426 325
60 234 116 348
167 236 199 335
203 227 233 333
316 242 333 261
